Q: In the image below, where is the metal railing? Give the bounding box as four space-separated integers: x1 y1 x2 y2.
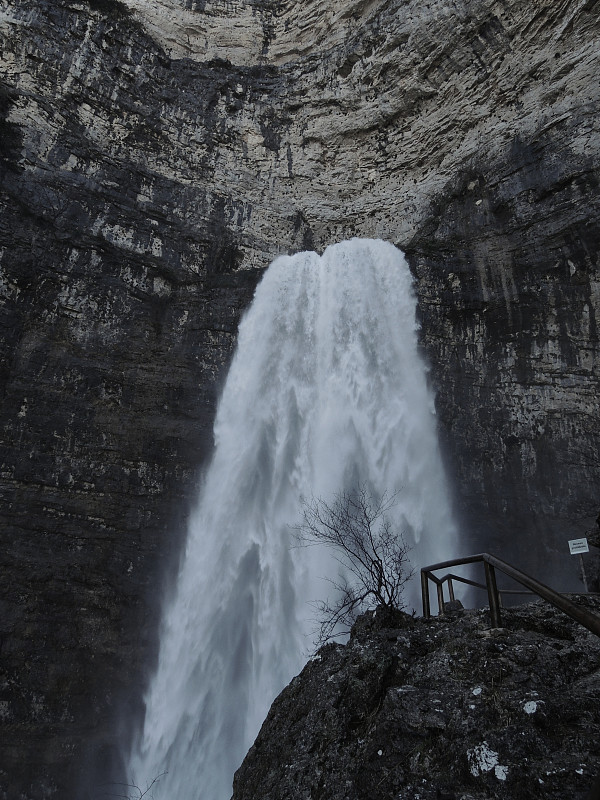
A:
421 552 600 637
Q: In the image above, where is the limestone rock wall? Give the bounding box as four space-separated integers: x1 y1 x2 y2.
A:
1 0 599 796
233 601 600 800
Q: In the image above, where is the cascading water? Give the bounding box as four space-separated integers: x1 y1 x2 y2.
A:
127 239 457 799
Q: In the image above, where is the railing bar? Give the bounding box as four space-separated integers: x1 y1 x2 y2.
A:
421 554 485 572
425 573 443 587
442 575 487 590
482 553 600 637
420 553 600 638
439 573 536 595
484 561 502 627
421 570 431 619
436 573 537 594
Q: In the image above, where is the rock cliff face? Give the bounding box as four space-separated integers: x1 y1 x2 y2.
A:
1 0 599 797
233 601 600 800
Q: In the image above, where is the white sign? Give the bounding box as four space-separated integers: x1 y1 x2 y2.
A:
568 538 589 555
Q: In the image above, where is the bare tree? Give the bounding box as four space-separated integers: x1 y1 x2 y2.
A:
294 486 413 646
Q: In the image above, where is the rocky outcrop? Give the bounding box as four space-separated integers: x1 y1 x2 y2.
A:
233 601 600 800
1 0 599 797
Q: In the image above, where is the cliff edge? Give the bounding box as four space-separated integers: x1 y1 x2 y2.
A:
233 600 600 800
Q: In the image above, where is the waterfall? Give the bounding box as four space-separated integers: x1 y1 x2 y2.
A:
127 239 457 799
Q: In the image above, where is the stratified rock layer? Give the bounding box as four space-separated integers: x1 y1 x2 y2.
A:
0 0 599 797
233 601 600 800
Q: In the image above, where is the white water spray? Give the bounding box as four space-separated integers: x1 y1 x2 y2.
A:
127 239 457 799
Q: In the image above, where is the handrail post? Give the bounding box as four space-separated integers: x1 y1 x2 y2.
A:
484 560 502 627
436 582 445 615
421 570 431 619
448 577 455 602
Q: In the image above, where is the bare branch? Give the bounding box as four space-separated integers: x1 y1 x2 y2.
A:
293 486 413 649
99 772 167 800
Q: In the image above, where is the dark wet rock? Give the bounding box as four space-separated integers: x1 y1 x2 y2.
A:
233 599 600 800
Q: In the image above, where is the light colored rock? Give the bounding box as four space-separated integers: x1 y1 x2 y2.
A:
123 0 266 63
